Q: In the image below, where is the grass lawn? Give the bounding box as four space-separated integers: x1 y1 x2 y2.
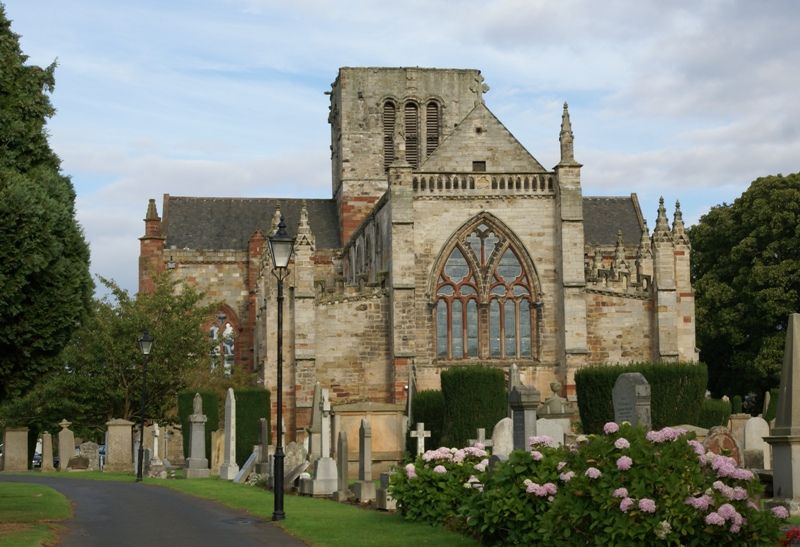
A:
0 482 71 547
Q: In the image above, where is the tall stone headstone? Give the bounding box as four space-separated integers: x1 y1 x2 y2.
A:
210 429 224 474
334 431 350 502
57 419 75 472
41 431 55 472
491 417 514 460
186 393 210 478
410 422 431 456
308 382 323 462
353 419 376 503
2 427 29 471
79 441 100 471
376 472 397 511
612 372 652 429
104 418 134 472
256 417 271 475
300 388 338 496
509 384 541 450
220 388 239 480
536 418 566 446
744 416 771 470
766 314 800 508
763 390 772 418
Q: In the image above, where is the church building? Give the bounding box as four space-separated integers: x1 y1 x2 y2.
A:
139 67 697 439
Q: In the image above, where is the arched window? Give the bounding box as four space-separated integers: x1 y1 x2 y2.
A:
404 101 419 169
434 221 538 360
383 101 396 171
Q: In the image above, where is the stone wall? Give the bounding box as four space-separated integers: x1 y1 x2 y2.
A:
585 291 653 363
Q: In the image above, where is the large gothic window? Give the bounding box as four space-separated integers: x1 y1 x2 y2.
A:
434 222 538 360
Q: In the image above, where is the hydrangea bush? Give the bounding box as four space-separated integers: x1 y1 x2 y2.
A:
390 423 785 546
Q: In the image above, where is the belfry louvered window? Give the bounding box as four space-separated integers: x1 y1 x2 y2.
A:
404 102 419 169
434 221 538 360
383 101 396 171
426 101 440 157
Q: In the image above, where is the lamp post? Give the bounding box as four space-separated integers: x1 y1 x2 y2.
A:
136 330 154 482
268 215 294 521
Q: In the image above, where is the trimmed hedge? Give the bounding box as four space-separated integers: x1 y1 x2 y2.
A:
698 398 731 429
440 366 506 447
408 390 444 454
575 362 708 434
234 389 270 468
731 395 743 414
765 387 780 422
178 391 219 462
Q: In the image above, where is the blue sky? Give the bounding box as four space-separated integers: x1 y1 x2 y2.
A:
5 0 800 295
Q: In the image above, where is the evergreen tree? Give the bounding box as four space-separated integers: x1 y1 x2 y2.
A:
0 5 92 403
690 172 800 396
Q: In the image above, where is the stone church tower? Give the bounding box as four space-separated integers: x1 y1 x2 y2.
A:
139 67 697 440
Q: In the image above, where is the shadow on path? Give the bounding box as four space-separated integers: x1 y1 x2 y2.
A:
0 475 308 547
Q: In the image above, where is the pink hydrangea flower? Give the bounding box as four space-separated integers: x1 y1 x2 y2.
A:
616 455 633 471
685 494 713 511
638 498 656 513
772 506 790 519
557 461 567 471
474 458 489 472
717 503 738 520
612 487 628 498
614 437 630 450
619 497 634 512
705 512 725 526
585 467 602 479
531 450 543 461
603 422 620 434
463 446 488 458
405 463 417 479
559 471 575 482
646 426 687 443
529 435 556 448
687 439 705 457
433 465 447 474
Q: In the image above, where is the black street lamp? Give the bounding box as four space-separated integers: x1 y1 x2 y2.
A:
136 330 154 482
268 215 294 521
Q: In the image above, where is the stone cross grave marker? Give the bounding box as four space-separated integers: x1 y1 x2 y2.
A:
57 419 75 472
411 422 431 456
186 393 210 478
468 428 493 448
613 372 652 429
353 419 376 503
220 388 239 480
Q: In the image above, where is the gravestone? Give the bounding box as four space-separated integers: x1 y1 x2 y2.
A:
766 313 800 511
300 388 338 496
41 432 55 471
308 382 323 462
376 472 396 511
257 417 271 475
728 413 749 450
210 429 224 474
704 426 742 466
491 417 513 460
79 441 100 471
509 384 541 450
353 419 376 503
220 388 239 480
334 431 350 502
57 419 76 472
536 418 566 446
104 418 134 472
612 373 652 429
763 390 772 418
2 427 28 471
67 455 89 470
282 441 309 489
744 416 771 470
468 428 493 449
410 422 431 456
233 447 259 483
186 393 210 478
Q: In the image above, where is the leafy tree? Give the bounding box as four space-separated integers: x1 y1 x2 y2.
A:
0 274 219 434
0 5 92 403
689 173 800 396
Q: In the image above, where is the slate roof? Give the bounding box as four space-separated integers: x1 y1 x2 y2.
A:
162 196 340 250
582 196 644 246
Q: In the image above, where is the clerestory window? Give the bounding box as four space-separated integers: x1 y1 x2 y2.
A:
434 222 538 360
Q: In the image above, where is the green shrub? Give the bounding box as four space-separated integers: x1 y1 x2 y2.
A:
765 388 779 422
408 390 444 455
440 366 506 447
177 391 219 462
576 362 707 434
698 398 732 429
234 388 270 468
731 395 743 414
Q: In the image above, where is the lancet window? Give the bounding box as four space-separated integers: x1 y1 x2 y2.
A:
434 221 538 360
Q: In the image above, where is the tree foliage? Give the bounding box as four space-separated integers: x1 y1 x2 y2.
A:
689 173 800 396
0 274 217 435
0 5 92 403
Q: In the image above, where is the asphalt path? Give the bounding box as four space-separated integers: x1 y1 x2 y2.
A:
0 474 308 546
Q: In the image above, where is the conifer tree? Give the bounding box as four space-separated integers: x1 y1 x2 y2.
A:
0 4 92 403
